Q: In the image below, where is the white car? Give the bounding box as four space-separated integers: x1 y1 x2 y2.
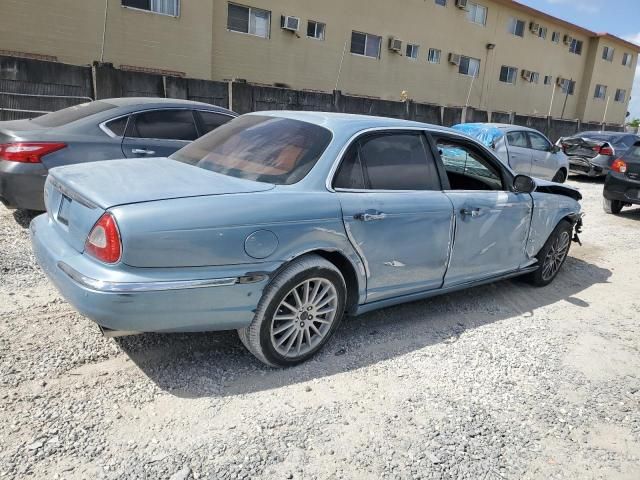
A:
453 123 569 183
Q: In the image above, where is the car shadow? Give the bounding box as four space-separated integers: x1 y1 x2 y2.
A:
116 256 611 399
567 174 605 185
12 209 41 228
617 207 640 219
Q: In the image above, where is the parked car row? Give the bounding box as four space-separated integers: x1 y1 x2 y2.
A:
21 105 584 367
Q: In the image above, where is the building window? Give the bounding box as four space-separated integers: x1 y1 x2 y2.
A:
569 39 583 55
602 46 614 62
351 31 382 58
122 0 180 16
428 48 441 64
544 75 553 85
551 32 560 43
537 26 547 39
406 44 419 59
507 18 525 37
530 72 540 84
560 79 575 95
459 56 480 77
467 3 487 26
307 20 325 40
622 53 634 67
227 3 271 38
615 89 626 102
594 84 607 100
435 0 446 5
499 65 518 84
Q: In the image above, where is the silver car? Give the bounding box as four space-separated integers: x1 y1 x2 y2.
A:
453 123 569 183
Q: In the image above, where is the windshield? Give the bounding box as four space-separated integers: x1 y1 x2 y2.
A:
31 101 117 127
170 115 333 185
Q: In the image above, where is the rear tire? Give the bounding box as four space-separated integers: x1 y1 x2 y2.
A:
238 254 346 367
526 220 573 287
552 169 567 183
603 197 623 214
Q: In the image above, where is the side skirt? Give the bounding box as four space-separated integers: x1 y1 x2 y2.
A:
353 266 538 316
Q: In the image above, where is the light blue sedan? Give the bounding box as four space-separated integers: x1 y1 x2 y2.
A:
30 112 583 367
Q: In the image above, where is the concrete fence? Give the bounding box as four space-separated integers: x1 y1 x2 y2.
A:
0 56 624 141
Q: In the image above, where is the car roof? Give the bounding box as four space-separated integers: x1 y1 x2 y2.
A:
576 131 630 138
101 97 236 115
462 122 539 133
249 111 457 136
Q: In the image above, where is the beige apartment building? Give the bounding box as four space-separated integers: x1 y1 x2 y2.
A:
1 0 638 123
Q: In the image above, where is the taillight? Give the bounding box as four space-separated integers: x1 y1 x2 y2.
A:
0 142 66 163
85 213 122 264
611 159 628 173
593 144 614 156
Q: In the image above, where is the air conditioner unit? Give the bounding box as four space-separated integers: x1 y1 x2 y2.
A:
563 34 573 45
448 53 461 65
388 37 403 53
455 0 469 10
521 69 532 81
529 22 540 33
280 15 300 32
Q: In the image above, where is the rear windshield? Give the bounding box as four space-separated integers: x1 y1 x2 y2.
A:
624 144 640 160
170 115 333 185
31 101 117 127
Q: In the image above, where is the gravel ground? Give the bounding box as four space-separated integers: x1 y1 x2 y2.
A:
1 177 639 480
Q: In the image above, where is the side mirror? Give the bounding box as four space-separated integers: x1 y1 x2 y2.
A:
512 175 536 194
550 145 561 154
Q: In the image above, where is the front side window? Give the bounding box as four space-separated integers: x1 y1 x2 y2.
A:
602 46 615 62
506 131 528 148
569 39 583 55
527 132 551 152
334 132 441 191
428 48 441 64
436 138 503 191
227 3 271 38
615 89 626 103
307 20 325 40
467 3 487 26
127 110 198 141
406 44 419 59
507 17 525 37
350 31 382 58
122 0 180 16
499 66 518 84
459 56 480 77
31 101 117 127
594 84 607 100
171 115 332 185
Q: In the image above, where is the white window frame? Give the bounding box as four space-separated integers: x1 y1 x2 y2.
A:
121 0 180 17
622 53 634 67
507 17 525 37
406 44 419 60
602 46 614 62
307 20 326 40
350 31 382 59
615 89 626 103
467 2 487 26
427 48 441 64
569 39 583 55
227 3 271 39
499 65 518 84
594 84 607 100
544 75 553 85
537 26 547 39
551 32 560 43
530 72 540 84
459 56 481 77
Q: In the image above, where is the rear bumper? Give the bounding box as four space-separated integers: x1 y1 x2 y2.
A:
0 160 47 210
30 214 275 333
603 172 640 205
568 156 609 177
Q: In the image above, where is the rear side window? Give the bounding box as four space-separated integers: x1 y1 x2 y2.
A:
333 132 441 191
614 136 637 148
127 109 198 141
197 111 234 134
31 101 117 127
506 131 528 148
104 116 128 136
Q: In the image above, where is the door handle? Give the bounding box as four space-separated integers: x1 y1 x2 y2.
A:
131 148 156 156
460 208 481 217
354 211 387 222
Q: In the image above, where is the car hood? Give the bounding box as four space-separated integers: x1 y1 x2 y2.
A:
48 157 275 209
532 177 582 201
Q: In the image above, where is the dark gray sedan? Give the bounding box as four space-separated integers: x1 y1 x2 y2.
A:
558 131 640 177
0 98 236 211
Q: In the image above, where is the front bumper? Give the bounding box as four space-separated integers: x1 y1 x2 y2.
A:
0 160 47 210
30 214 274 333
603 172 640 205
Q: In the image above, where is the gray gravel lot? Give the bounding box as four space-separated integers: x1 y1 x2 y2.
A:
1 177 639 479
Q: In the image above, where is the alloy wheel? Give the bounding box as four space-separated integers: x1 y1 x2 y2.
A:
541 231 571 281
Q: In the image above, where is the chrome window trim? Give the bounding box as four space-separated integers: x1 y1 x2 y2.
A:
57 261 239 293
325 126 461 193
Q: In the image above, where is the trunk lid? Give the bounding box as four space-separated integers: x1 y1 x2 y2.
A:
560 136 611 159
0 119 49 143
46 157 274 253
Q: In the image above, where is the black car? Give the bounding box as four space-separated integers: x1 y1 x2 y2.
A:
0 98 236 211
603 141 640 214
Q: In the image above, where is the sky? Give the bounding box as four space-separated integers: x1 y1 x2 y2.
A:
518 0 640 121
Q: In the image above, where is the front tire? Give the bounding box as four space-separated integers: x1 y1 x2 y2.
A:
552 169 567 183
603 197 623 214
526 220 573 287
238 255 346 367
